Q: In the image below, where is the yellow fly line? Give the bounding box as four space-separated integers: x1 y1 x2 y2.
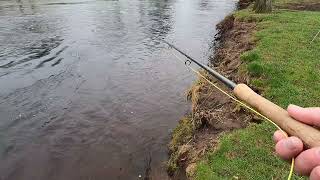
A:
170 50 294 180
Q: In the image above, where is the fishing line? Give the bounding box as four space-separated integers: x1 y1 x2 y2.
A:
169 49 295 180
310 29 320 44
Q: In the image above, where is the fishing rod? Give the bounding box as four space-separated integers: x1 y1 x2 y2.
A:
163 41 236 89
164 40 320 148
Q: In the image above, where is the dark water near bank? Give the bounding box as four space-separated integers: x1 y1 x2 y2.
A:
0 0 235 179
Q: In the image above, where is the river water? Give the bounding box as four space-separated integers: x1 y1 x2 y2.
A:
0 0 235 179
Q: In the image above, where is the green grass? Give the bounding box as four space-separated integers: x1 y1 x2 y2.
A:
195 6 320 180
195 123 305 180
237 9 320 107
240 50 261 62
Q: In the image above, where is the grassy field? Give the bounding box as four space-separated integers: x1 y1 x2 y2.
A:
195 3 320 180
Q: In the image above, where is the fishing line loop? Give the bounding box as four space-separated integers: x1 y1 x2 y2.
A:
185 60 192 66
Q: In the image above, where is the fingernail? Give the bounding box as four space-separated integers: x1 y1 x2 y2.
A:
273 134 278 142
273 134 277 142
285 138 299 150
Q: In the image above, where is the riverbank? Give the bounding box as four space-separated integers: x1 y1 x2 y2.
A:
168 0 320 179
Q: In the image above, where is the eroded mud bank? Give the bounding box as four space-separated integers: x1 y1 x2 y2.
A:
167 14 258 178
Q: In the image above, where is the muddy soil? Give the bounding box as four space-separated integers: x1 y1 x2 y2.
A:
168 15 258 178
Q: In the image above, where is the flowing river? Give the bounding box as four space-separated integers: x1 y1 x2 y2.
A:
0 0 235 179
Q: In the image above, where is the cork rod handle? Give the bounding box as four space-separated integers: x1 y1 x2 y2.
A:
233 84 320 148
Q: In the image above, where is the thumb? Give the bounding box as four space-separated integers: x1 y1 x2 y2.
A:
287 104 320 127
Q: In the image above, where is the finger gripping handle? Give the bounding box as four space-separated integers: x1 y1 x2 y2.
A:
234 84 320 148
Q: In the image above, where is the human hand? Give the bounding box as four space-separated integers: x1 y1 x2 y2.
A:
273 104 320 179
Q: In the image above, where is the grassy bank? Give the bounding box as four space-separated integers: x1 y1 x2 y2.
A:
195 3 320 180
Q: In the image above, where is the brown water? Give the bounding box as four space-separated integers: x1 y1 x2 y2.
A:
0 0 235 179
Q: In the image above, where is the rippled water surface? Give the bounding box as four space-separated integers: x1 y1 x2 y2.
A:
0 0 235 179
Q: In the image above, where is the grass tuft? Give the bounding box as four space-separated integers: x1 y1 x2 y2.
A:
240 50 261 62
167 117 194 175
169 117 194 152
247 61 264 77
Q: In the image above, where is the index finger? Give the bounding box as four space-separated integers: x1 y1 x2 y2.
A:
287 104 320 127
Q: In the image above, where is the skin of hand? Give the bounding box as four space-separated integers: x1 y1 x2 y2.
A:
273 104 320 179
